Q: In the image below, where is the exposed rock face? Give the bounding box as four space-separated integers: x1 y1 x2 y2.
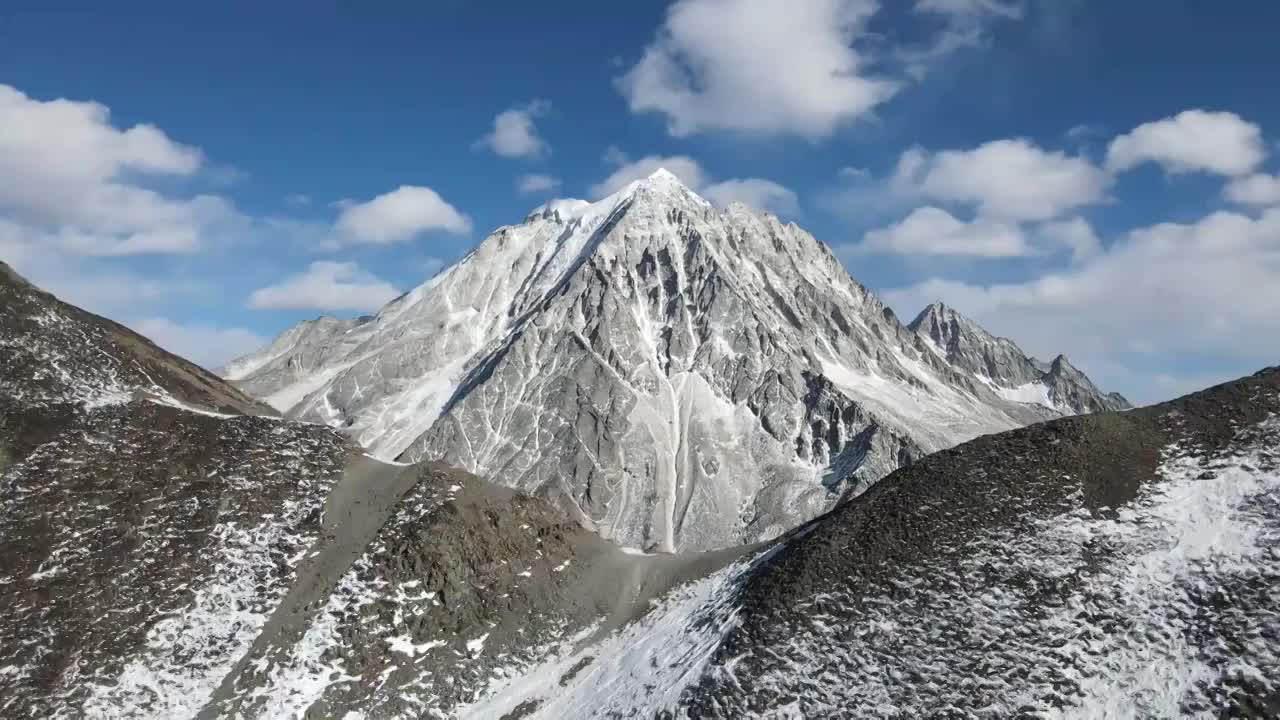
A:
909 300 1131 413
478 367 1280 718
227 171 1123 551
219 315 371 409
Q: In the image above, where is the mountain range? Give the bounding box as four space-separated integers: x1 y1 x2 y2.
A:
224 169 1127 552
2 256 1275 717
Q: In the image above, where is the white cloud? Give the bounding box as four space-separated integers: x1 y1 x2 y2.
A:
899 139 1111 222
1106 110 1265 176
0 84 241 256
128 317 266 370
4 246 196 316
915 0 1021 17
517 173 562 194
902 0 1023 77
247 261 401 311
1224 173 1280 207
285 193 312 207
334 186 470 244
617 0 897 138
702 178 800 215
1037 216 1100 261
859 206 1028 256
476 100 551 159
589 154 709 198
882 207 1280 403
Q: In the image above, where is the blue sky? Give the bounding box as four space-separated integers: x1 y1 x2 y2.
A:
2 1 1279 403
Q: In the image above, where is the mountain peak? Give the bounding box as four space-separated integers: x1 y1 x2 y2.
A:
225 184 1128 550
910 300 972 332
644 166 685 186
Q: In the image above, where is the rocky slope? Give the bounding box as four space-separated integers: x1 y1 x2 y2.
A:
910 300 1130 414
3 265 1275 717
0 260 273 473
471 366 1280 718
225 170 1123 551
0 266 743 718
0 264 356 717
0 261 270 419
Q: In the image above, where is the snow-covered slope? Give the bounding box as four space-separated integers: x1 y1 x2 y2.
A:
227 169 1121 552
910 300 1130 414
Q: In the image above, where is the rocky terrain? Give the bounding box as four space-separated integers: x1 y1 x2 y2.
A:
475 366 1280 718
0 267 743 718
910 300 1130 414
225 170 1124 552
1 246 1276 718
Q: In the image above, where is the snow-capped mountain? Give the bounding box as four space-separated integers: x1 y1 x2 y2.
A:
910 301 1130 414
226 169 1124 552
4 265 1275 718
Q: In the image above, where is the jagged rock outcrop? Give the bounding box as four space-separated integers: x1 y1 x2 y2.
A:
909 300 1130 414
227 170 1124 551
220 314 372 410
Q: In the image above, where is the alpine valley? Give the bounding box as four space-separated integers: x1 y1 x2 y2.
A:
4 177 1278 719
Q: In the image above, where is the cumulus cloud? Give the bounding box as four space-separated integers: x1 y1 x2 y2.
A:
1224 173 1280 207
517 173 562 194
823 139 1109 231
882 208 1280 403
476 100 551 159
617 0 897 138
898 139 1111 222
859 206 1028 256
701 178 800 215
334 186 470 244
902 0 1023 77
1106 110 1265 176
248 261 401 311
1036 216 1101 261
0 83 238 256
840 138 1110 258
128 317 266 370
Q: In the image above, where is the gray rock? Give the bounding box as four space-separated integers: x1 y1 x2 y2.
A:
227 171 1124 551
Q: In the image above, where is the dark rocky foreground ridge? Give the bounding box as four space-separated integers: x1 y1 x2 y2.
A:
0 260 271 473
